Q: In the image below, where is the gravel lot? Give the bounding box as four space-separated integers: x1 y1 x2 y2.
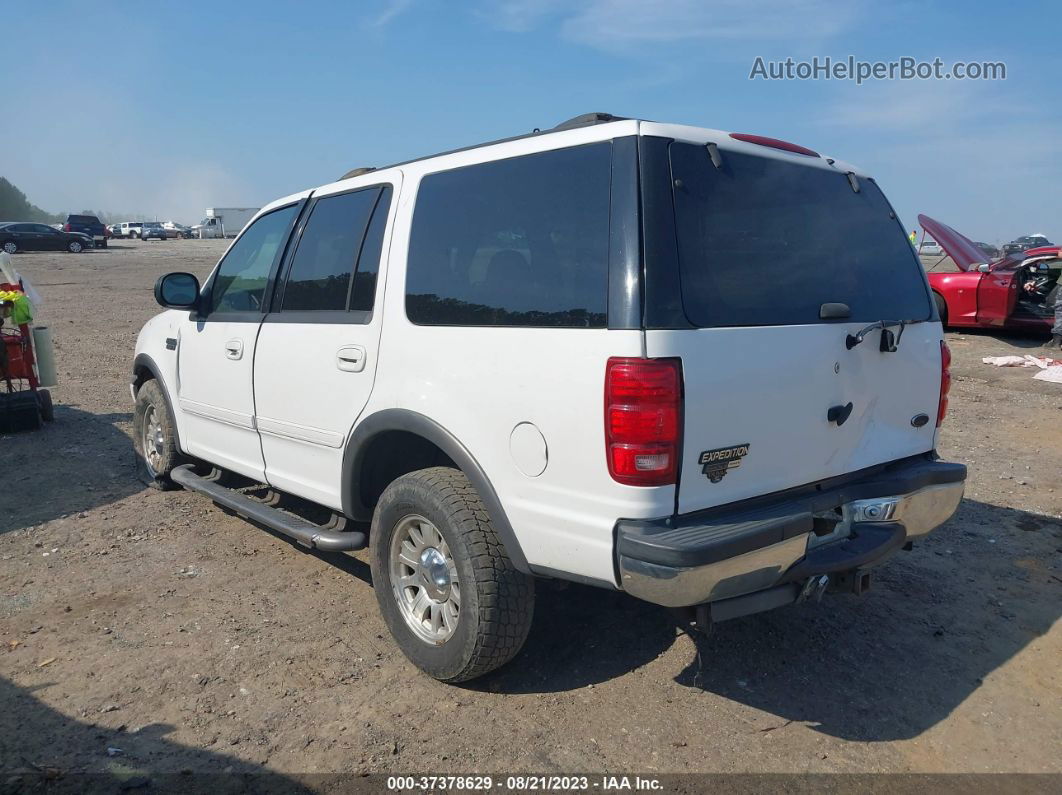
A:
1 241 1059 784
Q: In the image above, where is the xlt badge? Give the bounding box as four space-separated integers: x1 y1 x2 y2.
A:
699 444 750 483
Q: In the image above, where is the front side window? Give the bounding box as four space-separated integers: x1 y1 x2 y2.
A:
405 143 612 327
209 205 297 314
670 143 932 327
280 186 390 312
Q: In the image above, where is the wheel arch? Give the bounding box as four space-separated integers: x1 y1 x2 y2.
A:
131 353 184 455
342 409 531 574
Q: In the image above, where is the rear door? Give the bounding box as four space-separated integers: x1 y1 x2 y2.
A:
253 176 398 509
649 140 940 514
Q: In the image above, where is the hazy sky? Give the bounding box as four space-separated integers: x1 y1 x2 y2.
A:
4 0 1059 242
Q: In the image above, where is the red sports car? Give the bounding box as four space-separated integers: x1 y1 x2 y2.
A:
921 214 1059 333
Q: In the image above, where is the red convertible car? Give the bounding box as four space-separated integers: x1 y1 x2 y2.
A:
921 214 1059 333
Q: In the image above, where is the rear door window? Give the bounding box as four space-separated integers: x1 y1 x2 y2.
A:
405 143 611 327
669 143 932 327
279 186 391 314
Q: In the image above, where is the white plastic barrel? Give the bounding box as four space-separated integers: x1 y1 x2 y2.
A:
31 326 58 388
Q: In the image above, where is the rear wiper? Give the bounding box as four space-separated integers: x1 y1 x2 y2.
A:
846 320 907 352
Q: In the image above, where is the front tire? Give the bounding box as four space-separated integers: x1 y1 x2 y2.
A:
934 293 948 327
370 467 534 683
2 240 17 254
67 240 83 253
133 379 180 489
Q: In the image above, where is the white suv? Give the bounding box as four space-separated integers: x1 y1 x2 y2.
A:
132 114 966 682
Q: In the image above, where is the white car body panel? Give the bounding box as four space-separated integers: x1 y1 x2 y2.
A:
253 175 402 509
646 324 941 515
134 118 947 590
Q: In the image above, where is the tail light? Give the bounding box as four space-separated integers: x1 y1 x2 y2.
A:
729 133 819 157
62 223 71 232
937 340 952 426
605 357 682 486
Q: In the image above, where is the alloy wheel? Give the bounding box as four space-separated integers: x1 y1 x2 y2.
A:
141 404 165 476
388 514 461 644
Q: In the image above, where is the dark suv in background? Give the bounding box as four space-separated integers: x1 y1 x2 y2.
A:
64 214 109 248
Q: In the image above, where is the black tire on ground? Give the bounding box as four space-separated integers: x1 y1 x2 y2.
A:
67 240 83 253
934 293 948 327
133 379 181 490
100 240 108 248
2 240 17 255
369 467 535 683
37 389 54 422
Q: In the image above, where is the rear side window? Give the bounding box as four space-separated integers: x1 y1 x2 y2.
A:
669 143 932 327
405 143 611 327
280 186 391 313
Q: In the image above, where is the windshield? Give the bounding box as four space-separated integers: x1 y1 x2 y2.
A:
143 222 162 228
669 143 932 327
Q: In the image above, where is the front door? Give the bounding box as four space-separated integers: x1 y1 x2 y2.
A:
253 178 398 509
976 268 1020 326
176 202 302 480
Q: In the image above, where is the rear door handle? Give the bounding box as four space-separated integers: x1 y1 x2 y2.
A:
336 345 367 372
224 339 244 360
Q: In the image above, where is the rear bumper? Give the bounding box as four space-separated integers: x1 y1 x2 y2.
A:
616 456 965 609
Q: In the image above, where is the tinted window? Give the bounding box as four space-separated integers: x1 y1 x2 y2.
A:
406 143 611 327
281 187 383 312
670 143 932 327
69 215 99 224
350 186 391 312
210 205 297 314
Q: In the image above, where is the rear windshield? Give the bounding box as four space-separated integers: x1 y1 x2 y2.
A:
669 143 932 327
68 215 100 224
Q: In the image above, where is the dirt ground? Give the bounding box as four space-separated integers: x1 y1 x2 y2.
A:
1 242 1059 785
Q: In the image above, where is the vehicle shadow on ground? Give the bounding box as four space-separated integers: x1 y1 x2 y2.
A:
481 499 1060 743
0 678 304 792
0 407 141 536
949 327 1052 346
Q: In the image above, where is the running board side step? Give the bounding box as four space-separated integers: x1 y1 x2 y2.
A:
170 464 367 551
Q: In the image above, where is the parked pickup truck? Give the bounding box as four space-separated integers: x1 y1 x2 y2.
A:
132 113 966 682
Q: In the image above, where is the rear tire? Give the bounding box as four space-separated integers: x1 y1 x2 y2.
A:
934 293 948 327
370 467 534 682
133 379 180 490
2 240 17 254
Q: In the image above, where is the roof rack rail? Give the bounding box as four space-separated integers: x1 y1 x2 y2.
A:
339 166 377 180
552 112 627 131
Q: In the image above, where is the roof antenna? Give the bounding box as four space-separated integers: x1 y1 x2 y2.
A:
706 142 723 169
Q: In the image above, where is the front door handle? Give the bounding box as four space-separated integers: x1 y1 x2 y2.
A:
224 339 244 360
336 345 367 373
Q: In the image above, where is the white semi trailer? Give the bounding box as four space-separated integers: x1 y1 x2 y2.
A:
191 207 260 239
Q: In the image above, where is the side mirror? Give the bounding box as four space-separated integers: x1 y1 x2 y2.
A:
977 262 991 273
155 272 201 310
